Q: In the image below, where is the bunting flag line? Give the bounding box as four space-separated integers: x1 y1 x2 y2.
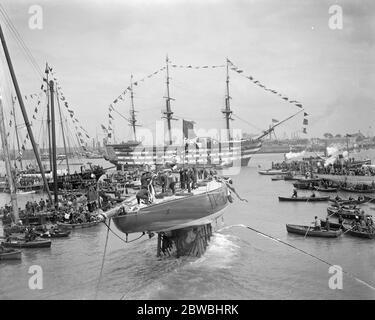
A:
227 58 305 110
170 64 225 69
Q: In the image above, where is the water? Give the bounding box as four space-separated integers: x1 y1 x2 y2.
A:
1 152 375 300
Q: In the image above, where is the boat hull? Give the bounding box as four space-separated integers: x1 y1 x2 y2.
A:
279 196 329 202
57 220 100 229
0 249 22 260
286 224 342 237
113 184 229 233
1 239 51 248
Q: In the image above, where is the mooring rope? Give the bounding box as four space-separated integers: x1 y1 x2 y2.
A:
102 220 145 244
95 218 111 300
220 224 375 292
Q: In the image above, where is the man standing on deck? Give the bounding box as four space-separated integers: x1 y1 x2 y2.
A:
314 216 321 231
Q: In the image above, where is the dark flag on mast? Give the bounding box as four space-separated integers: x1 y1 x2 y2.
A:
183 119 196 140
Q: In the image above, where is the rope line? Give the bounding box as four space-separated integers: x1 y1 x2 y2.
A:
102 220 145 244
95 218 111 300
223 224 375 292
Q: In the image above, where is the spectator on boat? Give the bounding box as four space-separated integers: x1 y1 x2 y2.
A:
292 189 298 198
136 188 149 205
325 217 330 231
314 216 321 231
168 172 176 194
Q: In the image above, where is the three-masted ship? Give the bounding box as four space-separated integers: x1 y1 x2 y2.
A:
104 57 263 170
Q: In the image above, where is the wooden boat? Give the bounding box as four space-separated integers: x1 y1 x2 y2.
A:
102 180 230 234
1 238 51 248
278 196 330 202
286 224 342 237
293 182 315 190
258 169 287 176
314 186 338 192
271 176 285 181
340 186 375 193
16 190 36 195
320 219 343 230
0 246 22 260
341 223 375 239
327 207 361 219
36 230 70 238
57 220 100 229
329 198 367 205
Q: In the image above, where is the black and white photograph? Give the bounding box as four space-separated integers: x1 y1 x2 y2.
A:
0 0 375 304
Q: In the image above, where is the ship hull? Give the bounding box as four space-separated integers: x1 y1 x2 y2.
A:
104 139 261 169
112 183 229 233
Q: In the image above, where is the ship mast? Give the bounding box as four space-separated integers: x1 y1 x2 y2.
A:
0 96 19 223
49 81 59 208
11 94 23 170
163 55 174 145
129 75 137 141
222 58 233 141
0 24 52 203
45 63 53 172
56 87 70 174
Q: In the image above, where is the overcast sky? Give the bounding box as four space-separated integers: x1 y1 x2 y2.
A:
0 0 374 145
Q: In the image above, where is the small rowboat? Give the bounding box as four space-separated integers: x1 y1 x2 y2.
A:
320 219 343 230
57 220 100 229
314 186 338 192
286 224 342 237
1 239 51 248
341 224 375 239
271 176 285 181
0 246 22 260
340 186 375 194
36 230 71 238
327 207 361 219
329 198 367 205
278 196 330 202
258 169 288 176
16 190 36 195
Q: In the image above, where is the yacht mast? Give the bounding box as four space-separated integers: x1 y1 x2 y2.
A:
163 55 174 145
222 58 233 141
11 94 23 170
0 24 52 203
49 81 59 208
0 96 19 223
129 75 137 141
45 63 53 172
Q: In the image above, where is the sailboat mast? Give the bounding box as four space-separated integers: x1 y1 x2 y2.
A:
164 55 173 145
45 63 53 172
49 81 59 208
129 75 137 141
11 94 23 170
0 96 19 223
222 58 233 141
0 24 52 203
56 87 70 174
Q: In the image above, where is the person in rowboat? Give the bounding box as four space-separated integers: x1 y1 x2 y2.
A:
292 189 298 198
310 192 316 198
325 217 330 231
314 216 321 231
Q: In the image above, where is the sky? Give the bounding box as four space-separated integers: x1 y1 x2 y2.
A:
0 0 374 147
